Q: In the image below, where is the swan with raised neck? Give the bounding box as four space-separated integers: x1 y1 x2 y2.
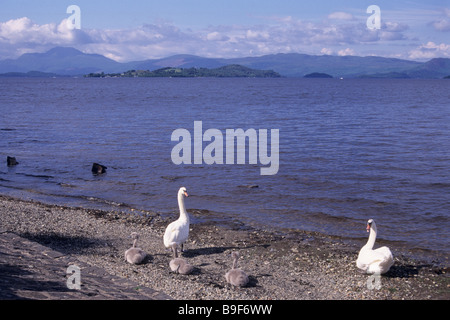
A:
356 219 394 274
163 187 190 258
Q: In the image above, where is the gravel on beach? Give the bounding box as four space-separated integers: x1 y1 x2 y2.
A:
0 195 448 300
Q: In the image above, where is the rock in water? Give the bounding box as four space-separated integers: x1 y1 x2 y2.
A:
92 163 107 174
7 156 18 166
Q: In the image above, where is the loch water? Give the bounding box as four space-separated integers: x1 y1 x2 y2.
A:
0 77 449 263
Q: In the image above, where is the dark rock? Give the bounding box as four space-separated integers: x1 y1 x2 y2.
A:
92 163 107 174
238 184 259 189
7 156 18 166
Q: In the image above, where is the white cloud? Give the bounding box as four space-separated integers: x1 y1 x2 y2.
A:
429 8 450 32
328 12 354 21
246 29 270 41
383 22 409 32
206 31 229 41
0 17 203 61
0 15 422 62
432 19 450 31
0 17 90 58
408 41 450 60
338 48 355 56
320 48 333 55
0 17 64 45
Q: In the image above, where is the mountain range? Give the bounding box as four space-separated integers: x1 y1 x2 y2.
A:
1 47 450 78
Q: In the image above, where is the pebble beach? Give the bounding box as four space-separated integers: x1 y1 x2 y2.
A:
0 194 448 300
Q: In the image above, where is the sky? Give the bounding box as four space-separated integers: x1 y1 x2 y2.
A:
0 0 449 62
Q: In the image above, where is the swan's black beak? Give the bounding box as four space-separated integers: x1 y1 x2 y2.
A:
366 223 371 232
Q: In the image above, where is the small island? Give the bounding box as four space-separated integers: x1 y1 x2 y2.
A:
85 64 281 78
444 75 450 79
303 72 333 78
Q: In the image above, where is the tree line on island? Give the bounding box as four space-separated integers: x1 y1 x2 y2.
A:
85 64 281 78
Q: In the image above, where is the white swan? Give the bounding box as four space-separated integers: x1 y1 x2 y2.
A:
125 232 147 264
225 252 249 287
356 219 394 274
163 187 189 258
169 257 194 275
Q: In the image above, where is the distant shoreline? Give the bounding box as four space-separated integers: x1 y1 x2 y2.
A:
2 72 450 79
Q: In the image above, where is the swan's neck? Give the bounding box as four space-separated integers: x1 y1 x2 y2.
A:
178 193 189 221
133 239 138 248
364 226 377 250
232 256 238 269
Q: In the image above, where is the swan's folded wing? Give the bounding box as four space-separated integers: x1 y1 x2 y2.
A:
367 247 394 273
356 258 370 271
357 248 391 268
374 246 393 260
163 222 180 247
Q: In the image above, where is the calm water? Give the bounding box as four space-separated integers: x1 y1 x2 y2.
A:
0 78 449 263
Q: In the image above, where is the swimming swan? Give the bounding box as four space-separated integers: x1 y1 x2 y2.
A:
125 232 147 264
356 219 394 274
163 187 189 258
225 251 249 287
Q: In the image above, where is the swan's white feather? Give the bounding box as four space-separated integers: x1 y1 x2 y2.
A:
164 219 189 248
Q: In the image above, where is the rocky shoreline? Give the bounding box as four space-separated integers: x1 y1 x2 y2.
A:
0 194 448 300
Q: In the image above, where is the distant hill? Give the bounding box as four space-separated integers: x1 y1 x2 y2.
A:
304 72 333 78
223 53 424 78
0 70 63 78
1 47 450 78
406 58 450 78
85 65 281 78
128 54 226 71
0 47 123 75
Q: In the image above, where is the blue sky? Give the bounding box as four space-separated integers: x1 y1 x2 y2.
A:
0 0 449 61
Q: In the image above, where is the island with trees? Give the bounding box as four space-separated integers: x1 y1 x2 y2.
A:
303 72 333 78
85 64 281 78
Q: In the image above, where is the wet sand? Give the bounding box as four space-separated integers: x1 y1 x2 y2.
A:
0 195 448 300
